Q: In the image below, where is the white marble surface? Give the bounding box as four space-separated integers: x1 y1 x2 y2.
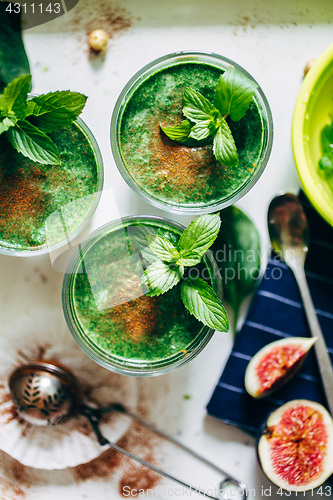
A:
0 0 333 498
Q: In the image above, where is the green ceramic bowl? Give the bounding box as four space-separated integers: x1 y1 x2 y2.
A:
292 43 333 227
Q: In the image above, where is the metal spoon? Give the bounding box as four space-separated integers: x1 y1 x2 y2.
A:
9 361 247 500
267 192 333 416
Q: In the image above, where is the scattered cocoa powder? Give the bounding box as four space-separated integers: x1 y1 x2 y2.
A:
0 172 45 244
1 405 18 424
0 392 18 425
73 438 125 481
0 481 26 500
0 349 164 497
118 460 160 497
0 394 12 404
0 458 31 500
7 461 30 486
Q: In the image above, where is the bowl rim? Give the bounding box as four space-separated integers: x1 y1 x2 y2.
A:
62 214 223 377
110 50 273 214
292 42 333 227
0 114 104 257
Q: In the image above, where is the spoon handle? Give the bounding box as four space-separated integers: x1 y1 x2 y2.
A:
292 265 333 416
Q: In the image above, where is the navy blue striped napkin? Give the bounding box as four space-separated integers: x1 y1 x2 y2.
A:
207 192 333 436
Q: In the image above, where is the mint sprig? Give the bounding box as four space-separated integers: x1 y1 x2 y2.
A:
0 75 87 165
161 67 258 168
141 213 229 332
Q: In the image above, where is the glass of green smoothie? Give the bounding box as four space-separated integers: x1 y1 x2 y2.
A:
0 115 104 257
111 51 273 214
62 216 222 376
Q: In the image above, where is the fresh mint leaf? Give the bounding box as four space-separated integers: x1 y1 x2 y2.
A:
148 234 179 262
0 4 30 94
0 75 31 116
181 277 229 331
319 154 333 172
161 119 192 143
141 261 184 296
26 91 87 132
214 68 258 122
128 226 160 263
189 120 216 141
0 116 16 134
213 120 238 167
7 120 61 165
178 213 221 256
321 123 333 154
177 249 202 267
183 88 214 123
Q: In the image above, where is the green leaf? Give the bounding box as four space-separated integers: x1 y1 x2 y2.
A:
0 4 31 94
0 116 16 134
211 206 261 334
321 123 333 154
161 119 192 143
178 213 221 256
213 68 258 121
183 88 214 123
319 154 333 172
141 261 184 297
26 91 87 132
7 120 61 165
181 277 229 331
213 120 238 167
24 101 36 116
148 234 179 262
177 249 202 267
0 75 31 116
189 120 216 141
127 225 160 263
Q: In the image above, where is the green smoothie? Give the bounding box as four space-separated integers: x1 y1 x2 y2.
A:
0 121 100 251
71 220 204 362
119 61 264 208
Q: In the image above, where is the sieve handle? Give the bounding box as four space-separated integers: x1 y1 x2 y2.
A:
82 405 247 500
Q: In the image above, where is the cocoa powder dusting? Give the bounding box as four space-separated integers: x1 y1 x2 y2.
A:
73 437 125 481
118 459 160 497
0 391 17 424
112 294 160 342
4 405 18 424
0 458 31 499
0 172 45 243
149 128 221 198
0 341 163 497
0 482 25 500
72 421 162 496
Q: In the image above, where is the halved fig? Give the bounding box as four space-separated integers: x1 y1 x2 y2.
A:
258 400 333 491
245 337 316 399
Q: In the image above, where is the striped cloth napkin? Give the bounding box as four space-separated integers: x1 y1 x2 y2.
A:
207 192 333 436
